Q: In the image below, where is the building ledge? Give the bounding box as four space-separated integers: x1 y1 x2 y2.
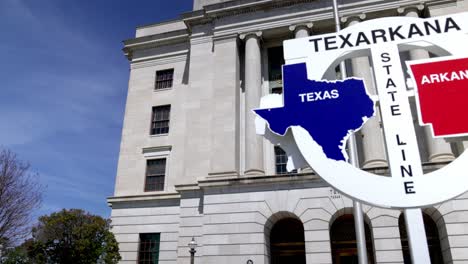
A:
107 192 180 205
108 161 453 206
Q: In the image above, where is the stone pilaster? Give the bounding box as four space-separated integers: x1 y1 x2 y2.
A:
343 14 388 168
399 6 455 162
240 32 265 175
209 36 240 178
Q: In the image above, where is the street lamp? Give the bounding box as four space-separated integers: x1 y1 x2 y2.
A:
188 237 197 264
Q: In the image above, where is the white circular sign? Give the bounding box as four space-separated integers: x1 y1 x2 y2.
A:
258 13 468 208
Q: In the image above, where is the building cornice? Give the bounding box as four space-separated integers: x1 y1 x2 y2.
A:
123 29 189 60
182 0 459 40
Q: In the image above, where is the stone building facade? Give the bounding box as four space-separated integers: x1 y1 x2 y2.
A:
108 0 468 263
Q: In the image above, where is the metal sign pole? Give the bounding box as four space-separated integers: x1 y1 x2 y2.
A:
369 42 431 263
331 1 368 263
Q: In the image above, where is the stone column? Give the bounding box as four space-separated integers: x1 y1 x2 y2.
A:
289 23 313 39
399 6 455 162
289 23 314 173
343 14 387 168
240 32 264 175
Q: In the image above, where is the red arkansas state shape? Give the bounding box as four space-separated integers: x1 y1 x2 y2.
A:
408 57 468 138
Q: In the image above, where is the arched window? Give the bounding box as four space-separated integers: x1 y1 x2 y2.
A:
330 214 375 264
270 218 306 264
399 213 443 264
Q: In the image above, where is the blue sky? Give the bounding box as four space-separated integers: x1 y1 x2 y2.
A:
0 0 192 218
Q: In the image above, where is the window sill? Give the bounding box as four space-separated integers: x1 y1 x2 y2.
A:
144 190 165 193
153 87 172 92
150 133 169 138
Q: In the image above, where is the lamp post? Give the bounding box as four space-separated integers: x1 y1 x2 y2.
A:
331 1 368 264
188 237 197 264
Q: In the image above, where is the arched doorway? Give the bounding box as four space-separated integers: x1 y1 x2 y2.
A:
270 217 306 264
399 213 443 264
330 214 375 264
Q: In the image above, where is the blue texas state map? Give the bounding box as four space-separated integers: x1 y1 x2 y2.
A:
254 63 375 161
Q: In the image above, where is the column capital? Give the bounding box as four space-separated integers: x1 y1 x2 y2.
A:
341 13 366 25
288 23 314 32
239 31 262 40
397 4 425 16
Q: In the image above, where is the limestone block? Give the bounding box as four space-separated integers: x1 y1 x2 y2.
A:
111 205 180 217
112 223 179 234
180 207 201 217
444 211 468 224
117 242 139 252
446 223 468 235
303 219 329 231
159 241 179 251
180 197 201 207
119 251 138 261
301 208 332 223
114 233 139 243
305 241 332 253
204 200 271 216
111 215 180 226
178 226 202 237
203 222 263 235
373 226 400 239
371 215 399 228
203 233 264 245
367 207 400 221
201 255 265 264
306 252 333 264
305 230 330 242
375 250 404 263
448 235 468 248
451 247 468 260
205 211 267 225
374 238 402 251
159 250 178 260
161 232 180 242
204 192 261 204
179 216 203 227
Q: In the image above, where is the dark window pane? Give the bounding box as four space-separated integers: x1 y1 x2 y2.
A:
151 105 170 135
268 47 284 94
274 146 297 175
155 69 174 89
139 233 160 264
145 159 166 191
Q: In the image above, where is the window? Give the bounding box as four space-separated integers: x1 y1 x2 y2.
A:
270 218 306 264
145 159 166 192
138 233 160 264
399 213 444 264
151 105 170 135
274 146 297 175
155 69 174 89
268 46 285 94
330 214 375 264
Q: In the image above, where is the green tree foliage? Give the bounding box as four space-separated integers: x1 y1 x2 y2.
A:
27 209 121 264
2 246 30 264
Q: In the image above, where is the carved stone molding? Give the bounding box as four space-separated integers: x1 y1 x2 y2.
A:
239 31 262 40
288 22 314 32
397 4 425 16
341 13 366 25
